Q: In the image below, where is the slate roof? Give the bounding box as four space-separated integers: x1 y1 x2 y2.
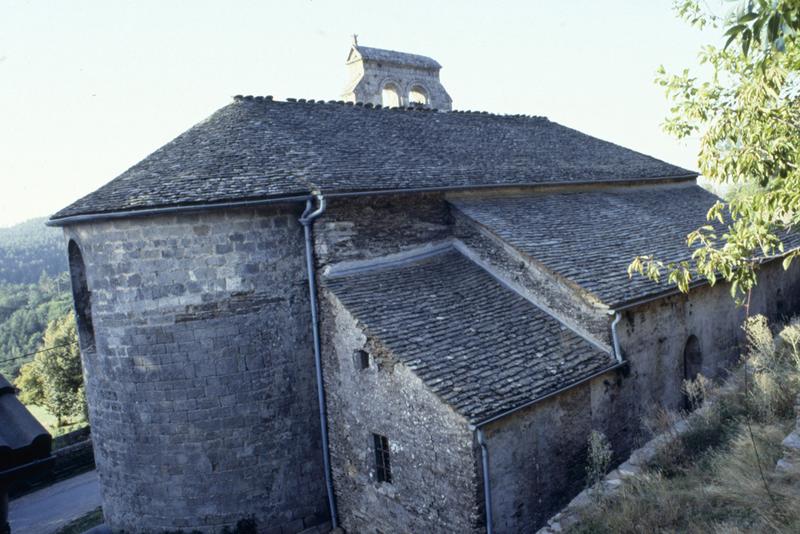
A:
0 374 51 470
52 98 695 220
451 185 739 308
324 249 615 423
353 45 442 69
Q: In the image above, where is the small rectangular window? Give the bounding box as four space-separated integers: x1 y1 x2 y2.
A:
354 349 370 370
373 433 392 483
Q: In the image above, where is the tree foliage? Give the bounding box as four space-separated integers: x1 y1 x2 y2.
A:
15 312 86 426
0 274 72 378
629 0 800 301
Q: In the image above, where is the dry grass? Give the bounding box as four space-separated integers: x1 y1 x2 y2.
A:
568 315 800 534
54 507 103 534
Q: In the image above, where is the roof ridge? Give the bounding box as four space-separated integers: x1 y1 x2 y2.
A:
451 240 613 355
231 94 549 121
351 44 442 69
325 241 455 278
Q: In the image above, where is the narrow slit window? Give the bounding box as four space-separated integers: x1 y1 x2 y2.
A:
373 433 392 483
68 240 95 352
354 349 370 370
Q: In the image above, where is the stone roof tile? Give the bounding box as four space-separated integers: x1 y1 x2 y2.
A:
451 184 789 308
353 45 442 69
52 98 695 220
324 249 615 423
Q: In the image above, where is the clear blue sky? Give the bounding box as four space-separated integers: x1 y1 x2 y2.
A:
0 0 726 227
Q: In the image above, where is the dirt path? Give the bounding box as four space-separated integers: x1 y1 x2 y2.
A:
9 470 100 534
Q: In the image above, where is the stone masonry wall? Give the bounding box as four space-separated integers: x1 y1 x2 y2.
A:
315 193 626 533
63 206 328 533
482 368 630 533
316 191 800 533
619 258 800 413
482 260 800 533
315 193 451 268
320 293 482 533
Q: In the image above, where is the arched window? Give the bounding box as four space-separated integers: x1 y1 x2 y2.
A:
409 85 428 106
682 335 703 409
381 83 401 107
68 240 95 352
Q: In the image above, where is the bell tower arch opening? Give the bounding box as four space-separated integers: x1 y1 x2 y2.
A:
341 40 452 110
381 82 401 108
409 85 429 106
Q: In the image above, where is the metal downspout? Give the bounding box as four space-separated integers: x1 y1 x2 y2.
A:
474 313 626 534
299 194 338 528
476 428 494 534
610 311 623 363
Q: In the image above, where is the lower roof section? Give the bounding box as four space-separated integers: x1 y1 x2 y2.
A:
324 247 614 424
0 374 51 470
451 184 724 309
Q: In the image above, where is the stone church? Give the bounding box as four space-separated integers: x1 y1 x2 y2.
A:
49 42 800 533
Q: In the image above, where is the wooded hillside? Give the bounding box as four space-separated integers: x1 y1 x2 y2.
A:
0 217 71 379
0 277 72 379
0 217 68 285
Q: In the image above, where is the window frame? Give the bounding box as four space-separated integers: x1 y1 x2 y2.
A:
354 349 370 371
372 433 392 483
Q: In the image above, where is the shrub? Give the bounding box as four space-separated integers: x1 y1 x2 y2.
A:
15 312 86 426
745 315 800 422
586 430 613 496
568 314 800 533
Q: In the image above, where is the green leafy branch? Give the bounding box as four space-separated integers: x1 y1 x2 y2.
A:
630 1 800 303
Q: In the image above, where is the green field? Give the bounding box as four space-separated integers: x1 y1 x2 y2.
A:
26 403 86 437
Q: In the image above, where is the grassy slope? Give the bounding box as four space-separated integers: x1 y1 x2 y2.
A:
573 422 799 533
26 404 88 437
569 316 800 534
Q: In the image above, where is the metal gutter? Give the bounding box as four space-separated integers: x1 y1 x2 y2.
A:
47 174 698 227
299 194 338 529
611 279 708 311
471 360 627 430
46 194 313 227
613 249 800 312
469 298 627 534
